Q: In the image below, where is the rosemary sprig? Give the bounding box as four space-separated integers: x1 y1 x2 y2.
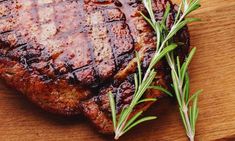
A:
144 0 202 140
166 49 203 141
109 47 176 140
163 1 202 141
109 0 202 140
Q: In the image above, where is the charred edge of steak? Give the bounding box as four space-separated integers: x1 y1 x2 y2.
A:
80 68 170 133
0 56 92 115
80 0 191 133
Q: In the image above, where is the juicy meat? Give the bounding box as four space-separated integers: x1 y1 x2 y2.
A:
0 0 190 133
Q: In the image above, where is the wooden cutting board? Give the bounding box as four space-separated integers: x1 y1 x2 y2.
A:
0 0 235 140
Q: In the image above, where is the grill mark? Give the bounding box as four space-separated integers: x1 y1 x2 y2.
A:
0 0 11 3
0 0 134 84
13 42 27 49
0 0 13 5
0 30 13 35
12 43 28 50
0 53 55 84
6 43 28 59
72 64 92 74
55 64 95 84
0 31 29 52
6 42 27 52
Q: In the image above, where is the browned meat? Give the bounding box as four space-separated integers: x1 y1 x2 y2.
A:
0 0 189 133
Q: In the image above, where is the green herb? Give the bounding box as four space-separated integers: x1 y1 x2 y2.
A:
166 49 203 141
109 49 174 140
109 0 202 140
160 1 202 140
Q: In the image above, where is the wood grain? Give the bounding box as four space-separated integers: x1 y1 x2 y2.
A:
0 0 235 140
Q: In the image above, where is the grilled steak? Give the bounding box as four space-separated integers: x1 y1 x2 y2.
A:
0 0 189 133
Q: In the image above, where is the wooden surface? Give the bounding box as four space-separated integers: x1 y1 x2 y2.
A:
0 0 235 140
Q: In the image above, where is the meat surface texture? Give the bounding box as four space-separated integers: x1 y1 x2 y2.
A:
0 0 190 133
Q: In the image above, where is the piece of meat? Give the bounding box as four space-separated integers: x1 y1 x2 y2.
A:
0 0 134 115
0 0 190 133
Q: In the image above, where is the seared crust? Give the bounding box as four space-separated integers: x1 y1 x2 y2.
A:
0 57 91 115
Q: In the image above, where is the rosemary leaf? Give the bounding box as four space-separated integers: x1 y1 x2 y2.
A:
177 56 181 78
140 12 156 32
136 52 142 84
174 1 183 25
148 86 173 97
185 73 190 102
143 0 156 23
161 3 171 30
192 95 198 126
166 18 200 42
123 116 157 134
118 107 127 122
137 98 157 104
118 107 130 129
187 89 203 106
109 92 117 129
123 111 143 131
134 73 139 94
181 47 197 81
185 0 201 15
171 69 183 108
149 44 177 69
189 106 193 128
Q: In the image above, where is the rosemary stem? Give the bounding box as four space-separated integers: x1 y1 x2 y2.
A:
182 103 194 141
114 129 122 140
115 119 128 140
114 135 119 140
142 50 162 82
143 68 151 82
